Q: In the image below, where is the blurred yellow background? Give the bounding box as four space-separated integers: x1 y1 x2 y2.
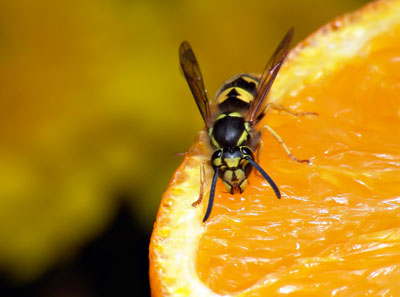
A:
0 0 369 288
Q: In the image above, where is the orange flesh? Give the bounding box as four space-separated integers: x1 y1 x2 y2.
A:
196 26 400 295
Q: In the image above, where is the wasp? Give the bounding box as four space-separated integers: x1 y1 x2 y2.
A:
179 28 313 222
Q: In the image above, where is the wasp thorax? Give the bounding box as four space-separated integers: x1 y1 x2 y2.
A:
211 147 254 194
209 112 251 149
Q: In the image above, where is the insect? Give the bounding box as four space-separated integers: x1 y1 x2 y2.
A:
179 28 312 222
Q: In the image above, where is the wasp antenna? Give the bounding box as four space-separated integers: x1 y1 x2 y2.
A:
203 168 219 222
245 157 281 199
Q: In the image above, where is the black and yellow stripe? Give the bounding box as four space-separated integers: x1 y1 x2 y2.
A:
216 74 259 113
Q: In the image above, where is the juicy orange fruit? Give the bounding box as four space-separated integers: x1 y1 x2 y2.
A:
149 0 400 296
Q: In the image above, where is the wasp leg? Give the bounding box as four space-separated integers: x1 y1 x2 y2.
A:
256 138 264 164
267 103 318 117
192 161 207 207
175 152 188 158
261 125 310 164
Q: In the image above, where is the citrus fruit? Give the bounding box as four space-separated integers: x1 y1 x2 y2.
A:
149 0 400 296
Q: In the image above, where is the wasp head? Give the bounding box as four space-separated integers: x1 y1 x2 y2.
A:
211 146 254 193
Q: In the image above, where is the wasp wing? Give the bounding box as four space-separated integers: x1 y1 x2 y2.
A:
179 41 213 129
246 28 294 125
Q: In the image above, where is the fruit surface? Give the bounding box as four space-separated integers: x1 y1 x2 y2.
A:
150 0 400 296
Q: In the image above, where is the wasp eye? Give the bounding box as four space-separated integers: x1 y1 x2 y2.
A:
241 147 250 155
212 149 223 159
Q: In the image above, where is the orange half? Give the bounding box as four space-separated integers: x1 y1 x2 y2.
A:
150 0 400 296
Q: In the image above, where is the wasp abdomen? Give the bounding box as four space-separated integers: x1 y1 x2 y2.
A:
216 75 259 113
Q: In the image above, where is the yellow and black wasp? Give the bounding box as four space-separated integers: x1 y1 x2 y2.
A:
179 28 311 222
